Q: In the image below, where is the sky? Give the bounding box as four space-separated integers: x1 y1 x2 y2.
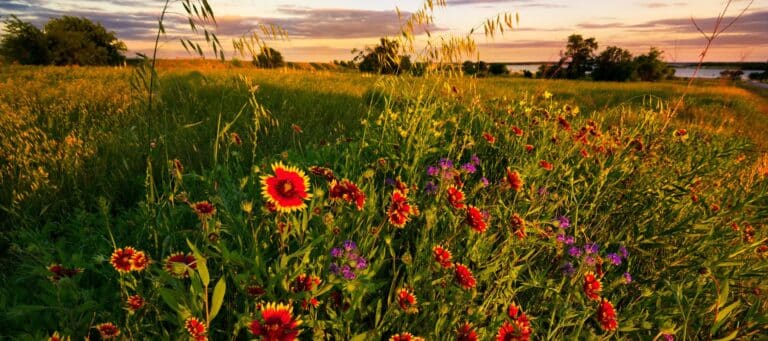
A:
1 0 766 62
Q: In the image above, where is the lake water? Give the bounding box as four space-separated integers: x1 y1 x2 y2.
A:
504 64 763 80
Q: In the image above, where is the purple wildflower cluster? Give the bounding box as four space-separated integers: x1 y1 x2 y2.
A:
329 240 367 280
424 155 487 193
558 237 632 282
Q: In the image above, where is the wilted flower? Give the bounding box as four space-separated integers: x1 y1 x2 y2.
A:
510 214 526 240
291 274 321 293
329 179 365 210
47 263 83 283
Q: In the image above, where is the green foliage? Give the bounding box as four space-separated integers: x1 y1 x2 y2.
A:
254 47 285 68
563 34 598 79
355 38 411 75
592 46 635 82
0 15 50 65
634 47 675 82
488 62 509 75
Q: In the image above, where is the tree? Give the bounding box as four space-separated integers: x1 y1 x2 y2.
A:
45 16 126 65
719 69 744 80
592 46 636 81
634 47 674 81
462 60 478 75
254 47 284 68
488 63 509 76
354 38 410 75
563 34 598 79
0 15 50 65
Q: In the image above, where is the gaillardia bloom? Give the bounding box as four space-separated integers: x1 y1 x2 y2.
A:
510 214 526 240
185 317 208 339
47 263 83 282
249 302 302 340
465 206 488 233
432 245 453 268
496 320 532 341
110 247 137 273
130 251 150 272
164 252 197 278
396 288 418 314
127 295 145 311
583 272 602 301
457 323 478 341
597 298 618 332
505 168 524 191
261 162 312 213
329 179 366 210
291 274 321 293
447 186 466 210
454 263 477 290
94 322 120 339
48 331 69 341
387 190 416 228
191 201 216 219
389 332 425 341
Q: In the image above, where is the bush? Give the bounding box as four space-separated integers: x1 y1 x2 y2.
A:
488 63 509 76
592 46 635 82
254 47 284 68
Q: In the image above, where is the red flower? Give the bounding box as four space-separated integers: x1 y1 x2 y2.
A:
558 116 571 131
48 331 68 341
110 247 137 273
301 297 320 310
291 274 321 293
482 132 496 144
390 332 425 341
261 162 312 213
230 132 242 145
580 149 590 158
511 126 524 137
597 299 618 332
329 179 366 210
583 272 602 301
675 129 687 136
432 245 453 268
454 263 477 290
465 206 487 233
47 263 82 282
192 201 216 219
387 190 416 228
510 214 526 240
247 284 266 297
292 124 303 133
127 295 145 311
94 322 120 339
539 160 553 171
396 288 419 314
130 251 150 272
249 302 302 341
164 252 197 278
496 321 531 341
505 168 523 191
457 323 478 341
447 186 466 210
309 166 336 182
524 145 534 153
172 158 184 178
185 317 207 339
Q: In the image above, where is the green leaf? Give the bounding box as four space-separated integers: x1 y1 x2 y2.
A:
209 277 226 321
711 300 741 335
187 240 210 286
713 329 739 341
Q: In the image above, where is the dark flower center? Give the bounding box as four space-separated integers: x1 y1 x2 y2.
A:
277 179 296 197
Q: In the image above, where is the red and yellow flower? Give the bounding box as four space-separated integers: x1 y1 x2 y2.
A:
396 288 418 314
482 132 496 144
127 294 145 312
457 323 478 341
164 252 197 278
447 186 466 210
48 331 69 341
191 201 216 219
583 272 602 301
249 302 302 340
329 179 366 210
510 214 526 240
261 162 312 213
505 168 524 191
454 263 477 290
291 274 321 293
185 316 207 340
389 332 425 341
130 250 150 272
94 322 120 339
387 190 416 228
539 160 553 171
597 298 618 332
47 263 83 282
110 247 137 273
432 245 453 268
465 206 487 233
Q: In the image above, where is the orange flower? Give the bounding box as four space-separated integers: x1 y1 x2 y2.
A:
447 186 466 209
583 272 602 301
396 288 418 314
110 247 137 273
465 206 487 233
130 251 150 272
249 302 302 340
597 299 618 332
164 252 197 278
94 322 120 339
511 126 524 137
329 179 366 210
457 323 478 341
192 201 216 219
524 145 534 153
432 245 453 268
291 274 321 293
505 168 524 191
539 160 553 171
127 295 145 311
387 190 416 228
510 214 526 240
390 332 425 341
454 263 477 290
502 302 533 340
185 317 207 339
48 331 69 341
261 162 312 213
558 116 571 131
482 132 496 144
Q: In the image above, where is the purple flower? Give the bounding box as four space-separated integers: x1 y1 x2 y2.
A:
438 158 453 169
385 177 395 186
480 177 489 187
619 246 628 259
556 234 565 243
329 263 340 275
561 262 575 277
424 181 437 195
607 253 622 265
537 186 548 196
557 215 570 229
568 246 582 257
461 163 477 174
341 265 356 280
470 154 481 165
623 272 632 284
584 255 596 266
427 166 439 177
356 257 368 270
343 240 357 251
584 242 599 255
662 334 674 341
330 248 343 258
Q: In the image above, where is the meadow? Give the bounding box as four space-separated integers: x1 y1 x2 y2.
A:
1 64 767 340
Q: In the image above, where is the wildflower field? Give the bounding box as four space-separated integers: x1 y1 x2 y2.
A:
1 64 768 340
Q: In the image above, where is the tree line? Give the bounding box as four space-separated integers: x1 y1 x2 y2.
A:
0 16 126 66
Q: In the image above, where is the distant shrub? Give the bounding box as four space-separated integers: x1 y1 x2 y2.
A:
254 47 284 68
488 63 509 75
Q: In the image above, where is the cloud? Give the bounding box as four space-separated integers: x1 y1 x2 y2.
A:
637 2 687 8
577 22 626 29
479 40 564 48
627 9 768 34
446 0 565 8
